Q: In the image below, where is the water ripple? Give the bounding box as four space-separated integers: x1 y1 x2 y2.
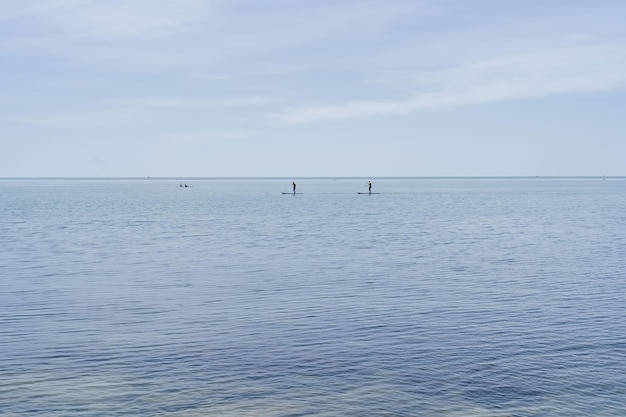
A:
1 178 625 416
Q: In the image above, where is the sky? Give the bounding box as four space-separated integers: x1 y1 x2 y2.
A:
1 0 625 177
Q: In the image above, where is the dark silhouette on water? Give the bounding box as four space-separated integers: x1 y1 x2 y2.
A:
358 181 378 194
292 181 296 195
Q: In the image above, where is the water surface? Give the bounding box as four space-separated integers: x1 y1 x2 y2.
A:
1 178 625 416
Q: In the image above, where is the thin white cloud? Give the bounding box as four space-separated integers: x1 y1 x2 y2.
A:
74 0 207 39
0 0 80 23
269 44 626 125
160 130 252 143
123 96 274 108
12 112 129 130
0 0 209 50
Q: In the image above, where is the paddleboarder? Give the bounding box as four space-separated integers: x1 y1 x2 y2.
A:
292 181 296 194
368 181 372 194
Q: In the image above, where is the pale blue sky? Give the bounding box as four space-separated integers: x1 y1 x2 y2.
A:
1 0 625 177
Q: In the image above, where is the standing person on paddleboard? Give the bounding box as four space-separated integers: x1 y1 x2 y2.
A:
368 181 372 194
292 181 296 194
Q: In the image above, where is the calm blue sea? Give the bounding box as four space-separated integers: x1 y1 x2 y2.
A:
1 178 625 416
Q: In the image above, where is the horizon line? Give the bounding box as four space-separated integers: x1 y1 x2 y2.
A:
1 175 624 180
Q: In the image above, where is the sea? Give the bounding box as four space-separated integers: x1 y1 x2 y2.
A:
1 177 625 416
